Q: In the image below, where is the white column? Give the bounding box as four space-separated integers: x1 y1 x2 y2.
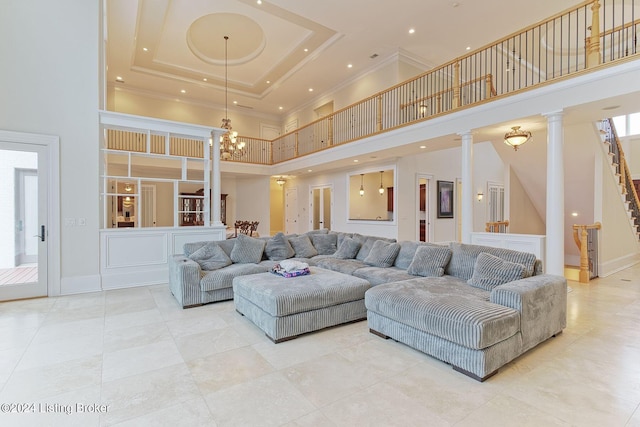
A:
544 111 565 275
210 130 224 227
460 131 473 243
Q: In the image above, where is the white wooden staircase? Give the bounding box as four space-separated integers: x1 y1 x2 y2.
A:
601 118 640 241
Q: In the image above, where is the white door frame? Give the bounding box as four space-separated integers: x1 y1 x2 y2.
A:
0 130 60 297
416 173 433 242
310 184 333 231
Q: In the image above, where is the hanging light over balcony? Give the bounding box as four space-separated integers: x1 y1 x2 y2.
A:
219 36 245 160
504 126 532 151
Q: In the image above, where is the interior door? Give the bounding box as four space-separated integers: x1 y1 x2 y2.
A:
0 143 48 301
311 185 332 230
285 188 298 235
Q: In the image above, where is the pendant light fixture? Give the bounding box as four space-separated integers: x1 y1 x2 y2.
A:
219 36 245 160
378 171 385 195
359 174 365 196
504 126 531 151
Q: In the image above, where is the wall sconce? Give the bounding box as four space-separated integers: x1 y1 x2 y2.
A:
359 174 365 196
378 171 385 195
124 183 132 192
276 177 286 186
477 192 484 202
419 104 427 117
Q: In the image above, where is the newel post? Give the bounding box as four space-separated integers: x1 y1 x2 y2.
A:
587 0 602 68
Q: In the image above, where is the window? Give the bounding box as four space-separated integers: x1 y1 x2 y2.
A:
612 113 640 137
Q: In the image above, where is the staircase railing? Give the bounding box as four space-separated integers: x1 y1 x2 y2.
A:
226 0 640 165
601 118 640 238
572 222 601 283
485 220 510 233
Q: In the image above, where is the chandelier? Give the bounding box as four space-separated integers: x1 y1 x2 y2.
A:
220 36 245 160
504 126 532 151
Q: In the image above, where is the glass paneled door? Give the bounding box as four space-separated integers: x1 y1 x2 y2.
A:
0 142 48 301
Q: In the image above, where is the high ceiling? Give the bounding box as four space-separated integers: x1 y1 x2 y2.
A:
106 0 585 119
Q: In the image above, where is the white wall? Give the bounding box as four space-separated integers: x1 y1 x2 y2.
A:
0 0 100 293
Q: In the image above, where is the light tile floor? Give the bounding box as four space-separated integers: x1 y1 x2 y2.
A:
0 265 639 426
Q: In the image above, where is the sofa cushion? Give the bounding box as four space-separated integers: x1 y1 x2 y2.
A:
265 232 295 261
217 239 236 257
364 240 401 268
407 245 452 277
288 235 318 258
468 252 527 291
200 263 269 292
230 234 266 264
353 266 414 286
305 228 329 235
365 278 520 350
394 241 426 269
356 236 396 261
333 237 361 259
310 233 338 255
314 257 367 275
188 242 232 271
445 242 537 280
330 231 353 247
183 241 208 257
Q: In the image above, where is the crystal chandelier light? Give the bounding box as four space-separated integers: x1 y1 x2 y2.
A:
219 36 245 160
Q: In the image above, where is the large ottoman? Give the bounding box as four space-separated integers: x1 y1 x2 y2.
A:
233 267 371 343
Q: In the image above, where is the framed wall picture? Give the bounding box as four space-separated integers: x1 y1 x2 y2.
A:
437 180 454 218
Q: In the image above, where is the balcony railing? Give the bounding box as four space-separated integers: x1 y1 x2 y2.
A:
215 0 638 166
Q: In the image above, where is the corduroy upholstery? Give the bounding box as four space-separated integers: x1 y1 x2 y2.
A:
233 267 370 342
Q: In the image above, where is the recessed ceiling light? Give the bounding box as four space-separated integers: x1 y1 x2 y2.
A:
308 169 312 172
347 64 353 68
115 76 124 82
353 159 359 163
180 89 186 93
233 100 238 104
143 47 148 52
257 0 262 4
279 106 283 110
572 212 578 217
466 46 471 50
409 28 415 34
308 88 313 92
266 80 271 84
420 145 426 149
203 78 207 82
304 48 309 52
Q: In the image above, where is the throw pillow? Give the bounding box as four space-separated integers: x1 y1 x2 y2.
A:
288 235 318 258
446 242 537 280
188 242 232 271
333 237 361 259
310 234 338 255
363 240 401 268
407 245 452 277
230 234 266 264
468 252 527 291
265 232 295 261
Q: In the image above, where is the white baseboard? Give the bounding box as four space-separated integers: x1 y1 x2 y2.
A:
599 253 640 277
100 267 168 290
60 275 102 295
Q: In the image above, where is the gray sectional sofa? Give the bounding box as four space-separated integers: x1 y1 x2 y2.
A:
168 229 566 381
